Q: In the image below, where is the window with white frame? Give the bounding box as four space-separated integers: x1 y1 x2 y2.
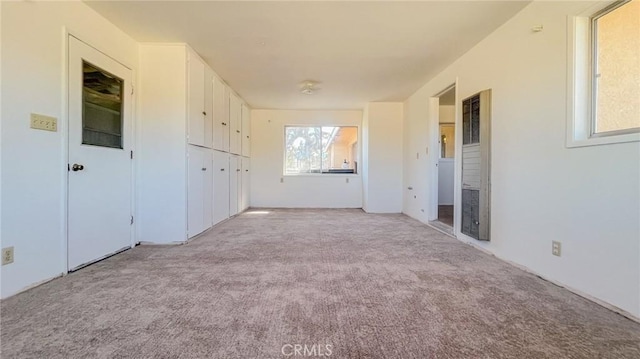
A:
568 0 640 146
284 126 358 175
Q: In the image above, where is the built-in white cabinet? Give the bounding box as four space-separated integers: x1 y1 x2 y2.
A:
213 77 230 152
138 43 251 244
229 155 241 216
188 145 213 238
241 157 250 211
241 104 251 157
204 68 214 148
187 52 213 148
213 150 230 225
229 93 242 155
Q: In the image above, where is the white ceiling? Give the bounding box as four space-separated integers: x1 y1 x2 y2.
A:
86 1 529 110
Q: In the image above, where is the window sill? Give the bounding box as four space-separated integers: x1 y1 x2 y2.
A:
566 132 640 148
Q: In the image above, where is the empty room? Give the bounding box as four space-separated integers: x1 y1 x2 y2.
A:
1 0 639 358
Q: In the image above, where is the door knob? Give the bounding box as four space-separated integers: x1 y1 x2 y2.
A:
72 164 84 171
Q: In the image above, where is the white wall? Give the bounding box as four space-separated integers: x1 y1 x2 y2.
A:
0 1 138 298
403 1 640 317
137 44 188 244
362 103 403 213
250 110 362 208
439 105 455 124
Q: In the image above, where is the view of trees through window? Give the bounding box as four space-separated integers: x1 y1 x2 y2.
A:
285 126 358 174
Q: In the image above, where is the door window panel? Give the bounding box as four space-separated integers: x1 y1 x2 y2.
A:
82 61 124 149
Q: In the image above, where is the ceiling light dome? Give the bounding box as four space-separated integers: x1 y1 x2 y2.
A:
300 81 318 95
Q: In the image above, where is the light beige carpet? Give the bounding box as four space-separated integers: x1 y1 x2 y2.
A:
1 209 639 358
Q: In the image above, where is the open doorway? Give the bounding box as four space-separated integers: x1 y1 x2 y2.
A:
431 86 456 231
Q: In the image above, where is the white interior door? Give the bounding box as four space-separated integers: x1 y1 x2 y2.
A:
68 36 133 270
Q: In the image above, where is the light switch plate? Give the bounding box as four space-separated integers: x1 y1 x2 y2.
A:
30 113 57 132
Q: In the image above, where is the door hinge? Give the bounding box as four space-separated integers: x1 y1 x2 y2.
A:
67 163 70 172
130 150 134 159
131 86 134 96
131 216 134 225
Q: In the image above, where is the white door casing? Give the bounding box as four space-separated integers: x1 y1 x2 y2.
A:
67 36 133 270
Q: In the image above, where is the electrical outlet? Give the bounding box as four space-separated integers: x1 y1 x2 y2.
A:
552 241 561 257
346 178 349 183
2 247 14 265
280 178 284 183
30 113 57 132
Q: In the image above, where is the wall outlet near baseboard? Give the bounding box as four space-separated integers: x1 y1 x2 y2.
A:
2 247 14 265
552 241 561 257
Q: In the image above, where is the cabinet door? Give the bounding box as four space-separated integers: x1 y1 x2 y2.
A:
212 77 226 151
223 85 231 152
213 150 230 225
241 157 250 211
229 155 240 215
188 145 205 238
203 149 213 230
187 53 205 146
204 67 213 148
229 93 241 155
241 104 251 157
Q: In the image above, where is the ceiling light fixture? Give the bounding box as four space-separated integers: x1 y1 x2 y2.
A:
300 81 318 95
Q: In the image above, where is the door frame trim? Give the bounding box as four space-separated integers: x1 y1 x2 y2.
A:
62 28 137 274
428 81 458 235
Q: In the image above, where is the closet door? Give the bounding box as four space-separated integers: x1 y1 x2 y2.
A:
213 77 229 152
229 155 240 215
204 67 213 148
187 53 205 147
188 145 205 238
203 149 213 230
241 103 251 157
229 93 242 155
213 150 230 225
241 157 250 211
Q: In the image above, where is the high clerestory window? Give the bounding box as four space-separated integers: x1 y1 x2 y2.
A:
568 0 640 147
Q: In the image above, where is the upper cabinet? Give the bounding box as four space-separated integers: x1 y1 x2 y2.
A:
213 77 230 152
229 92 242 155
204 68 213 148
241 103 251 157
187 50 213 148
